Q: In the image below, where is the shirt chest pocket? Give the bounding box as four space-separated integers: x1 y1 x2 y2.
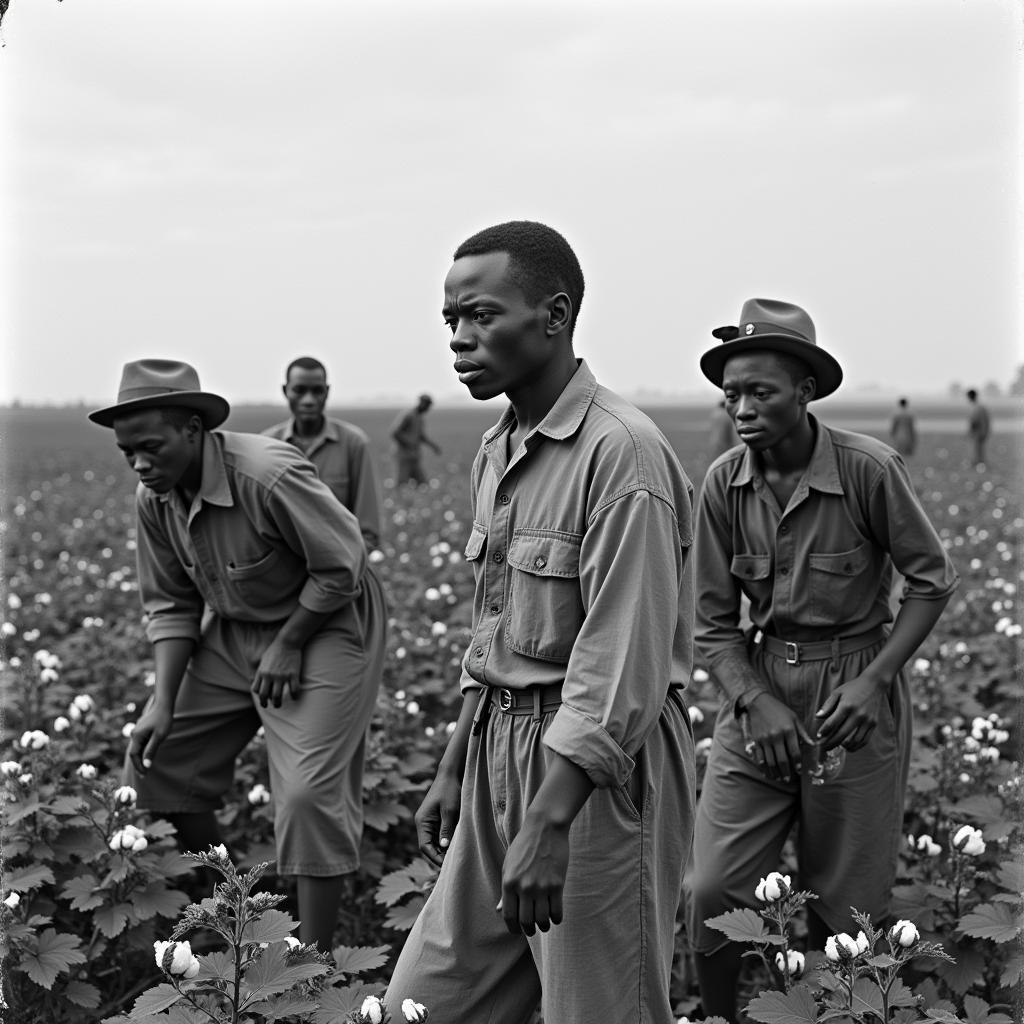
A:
505 530 585 664
807 541 873 626
730 552 772 604
225 548 283 606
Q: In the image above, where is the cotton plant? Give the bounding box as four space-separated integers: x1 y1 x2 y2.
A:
108 845 429 1024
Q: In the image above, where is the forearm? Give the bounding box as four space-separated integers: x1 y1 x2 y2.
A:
435 689 484 781
707 644 768 710
861 595 952 685
151 638 196 711
274 602 334 650
525 752 595 830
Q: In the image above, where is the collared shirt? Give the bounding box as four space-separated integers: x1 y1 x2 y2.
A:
391 408 425 453
263 416 382 548
460 361 695 789
136 430 368 644
695 415 958 705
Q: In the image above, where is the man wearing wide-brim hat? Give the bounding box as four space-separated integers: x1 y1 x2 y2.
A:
90 358 387 952
683 299 958 1019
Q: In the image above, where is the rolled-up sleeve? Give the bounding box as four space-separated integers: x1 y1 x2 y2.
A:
693 473 751 703
262 464 368 613
136 496 204 644
870 455 959 601
543 490 690 788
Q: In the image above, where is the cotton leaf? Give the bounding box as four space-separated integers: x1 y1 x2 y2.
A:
240 908 299 945
331 944 390 976
64 980 102 1008
384 895 425 931
745 983 819 1024
959 902 1022 943
60 875 105 912
995 859 1024 894
130 982 185 1015
704 907 769 944
999 949 1024 989
245 994 320 1022
93 902 132 938
18 929 87 989
362 799 408 832
314 985 376 1024
130 881 189 921
7 862 56 892
240 943 329 1002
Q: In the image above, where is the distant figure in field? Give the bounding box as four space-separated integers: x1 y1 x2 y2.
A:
708 399 739 458
889 397 917 457
391 393 442 485
965 388 991 468
263 357 382 550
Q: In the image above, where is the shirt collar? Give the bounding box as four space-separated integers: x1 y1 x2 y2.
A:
730 414 844 495
159 431 234 517
284 418 338 444
481 360 597 448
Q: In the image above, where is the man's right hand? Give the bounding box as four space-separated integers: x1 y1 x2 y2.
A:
128 703 174 776
415 768 462 868
743 692 815 782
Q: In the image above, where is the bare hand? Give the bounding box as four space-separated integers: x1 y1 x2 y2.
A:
815 673 888 752
744 693 816 782
498 814 570 936
415 769 463 868
129 703 173 775
251 639 303 708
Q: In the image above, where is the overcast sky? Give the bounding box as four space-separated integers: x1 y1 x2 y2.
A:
2 0 1020 406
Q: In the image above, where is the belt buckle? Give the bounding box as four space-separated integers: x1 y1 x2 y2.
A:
497 689 513 711
785 641 800 665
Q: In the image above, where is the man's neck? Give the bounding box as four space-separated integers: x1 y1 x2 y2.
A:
506 352 579 438
293 416 325 439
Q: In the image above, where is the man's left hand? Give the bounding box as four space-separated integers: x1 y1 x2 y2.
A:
815 673 889 752
498 813 570 936
252 638 303 708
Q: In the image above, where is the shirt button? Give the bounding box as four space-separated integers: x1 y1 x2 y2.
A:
779 525 789 534
534 557 546 569
490 604 501 614
499 493 510 504
475 648 484 657
780 567 789 576
492 551 504 564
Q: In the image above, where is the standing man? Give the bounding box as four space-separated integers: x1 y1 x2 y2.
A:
263 356 383 550
89 359 387 953
390 393 441 485
889 397 917 458
965 388 991 468
385 221 696 1023
685 299 957 1022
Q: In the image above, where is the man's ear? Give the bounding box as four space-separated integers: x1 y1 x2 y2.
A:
545 292 573 337
186 413 204 440
281 384 290 400
798 376 817 406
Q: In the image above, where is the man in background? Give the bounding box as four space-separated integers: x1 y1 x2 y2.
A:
264 357 382 550
391 393 442 485
889 397 917 458
965 388 991 469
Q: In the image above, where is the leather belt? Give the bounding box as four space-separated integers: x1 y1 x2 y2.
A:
757 626 886 666
472 683 563 733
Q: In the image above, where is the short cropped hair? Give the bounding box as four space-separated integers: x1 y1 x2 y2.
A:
966 388 978 401
453 221 585 331
285 357 327 381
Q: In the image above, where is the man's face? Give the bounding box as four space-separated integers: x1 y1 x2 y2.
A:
284 366 329 426
721 352 811 451
442 251 552 402
114 408 201 494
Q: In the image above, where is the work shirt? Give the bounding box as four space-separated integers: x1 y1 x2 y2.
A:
391 409 426 453
968 404 991 440
135 431 368 644
460 360 695 789
263 417 382 549
695 415 958 706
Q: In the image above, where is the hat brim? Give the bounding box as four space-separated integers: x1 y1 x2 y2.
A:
699 333 843 399
88 391 230 430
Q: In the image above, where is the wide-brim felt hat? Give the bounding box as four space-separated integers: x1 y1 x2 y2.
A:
699 297 843 399
89 359 230 429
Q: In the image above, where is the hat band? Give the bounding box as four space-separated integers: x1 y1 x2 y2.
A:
740 321 812 344
117 386 195 401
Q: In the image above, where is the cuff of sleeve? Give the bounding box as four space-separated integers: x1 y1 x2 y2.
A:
298 580 360 614
542 704 635 789
145 615 202 644
732 685 770 719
